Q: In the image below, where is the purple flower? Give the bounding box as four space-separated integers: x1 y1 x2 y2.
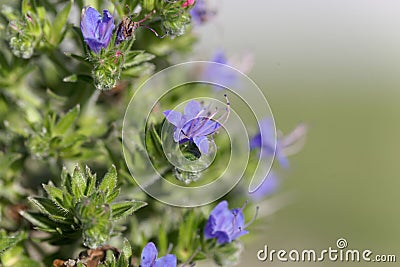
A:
249 171 279 201
140 242 177 267
190 0 214 25
251 120 307 168
204 201 250 244
80 7 114 53
202 51 238 90
163 99 229 154
250 119 289 168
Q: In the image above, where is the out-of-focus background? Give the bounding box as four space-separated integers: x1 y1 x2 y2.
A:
194 0 400 266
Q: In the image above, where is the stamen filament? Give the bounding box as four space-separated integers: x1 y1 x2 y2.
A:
244 206 259 228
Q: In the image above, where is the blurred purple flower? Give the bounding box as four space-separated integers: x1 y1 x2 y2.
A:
190 0 214 24
249 171 279 201
204 200 251 244
250 119 289 168
163 99 229 154
203 51 237 90
80 7 114 53
140 242 177 267
251 119 307 168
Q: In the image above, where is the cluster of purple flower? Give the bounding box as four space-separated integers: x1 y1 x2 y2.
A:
140 199 254 267
80 1 213 54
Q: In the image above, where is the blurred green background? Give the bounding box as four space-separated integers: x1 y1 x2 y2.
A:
194 0 400 266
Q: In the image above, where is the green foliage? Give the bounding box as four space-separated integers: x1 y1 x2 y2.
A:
0 0 268 266
24 105 85 159
1 0 72 58
21 165 147 248
1 245 41 267
211 241 244 267
0 230 27 255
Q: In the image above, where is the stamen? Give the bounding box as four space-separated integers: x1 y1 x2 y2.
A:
166 243 173 254
188 95 231 137
185 107 207 136
241 200 248 210
230 209 239 234
137 10 156 24
188 108 219 136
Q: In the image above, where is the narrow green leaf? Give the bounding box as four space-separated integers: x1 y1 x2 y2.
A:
116 253 128 267
64 52 89 63
54 105 79 135
84 165 97 196
0 231 27 255
63 74 78 83
122 62 155 77
49 1 72 45
28 197 69 222
20 211 62 231
43 182 65 208
123 53 155 69
213 241 243 267
111 201 147 220
21 0 31 14
106 189 120 203
121 50 143 66
71 165 86 200
122 238 132 259
46 88 68 102
98 165 117 194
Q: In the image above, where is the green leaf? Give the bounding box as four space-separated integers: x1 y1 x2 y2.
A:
98 165 117 195
111 200 147 220
46 88 68 102
142 0 155 11
49 0 72 45
28 197 69 222
116 253 128 267
63 74 78 83
84 165 97 196
212 241 243 267
53 105 79 135
122 50 143 62
1 245 41 267
64 52 89 63
123 52 155 69
106 189 120 203
43 182 67 210
71 165 86 200
63 74 95 84
20 211 65 232
0 230 27 255
122 238 132 259
122 62 155 77
21 0 31 14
